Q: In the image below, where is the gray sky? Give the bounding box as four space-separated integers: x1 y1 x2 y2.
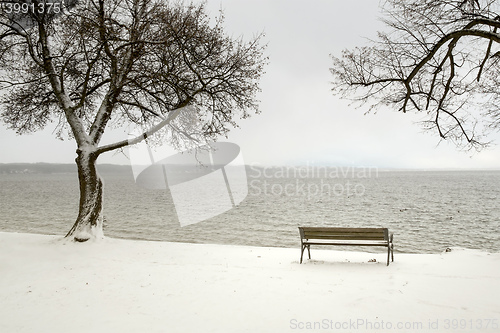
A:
1 0 499 168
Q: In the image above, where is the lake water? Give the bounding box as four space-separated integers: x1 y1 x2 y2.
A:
0 167 499 254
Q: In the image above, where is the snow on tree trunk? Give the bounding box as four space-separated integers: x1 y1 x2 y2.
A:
65 149 104 242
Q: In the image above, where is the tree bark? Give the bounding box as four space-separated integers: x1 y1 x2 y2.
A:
65 149 104 242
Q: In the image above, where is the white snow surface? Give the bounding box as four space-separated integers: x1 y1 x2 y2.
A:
0 232 499 332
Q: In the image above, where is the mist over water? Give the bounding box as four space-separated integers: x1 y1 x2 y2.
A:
0 166 499 254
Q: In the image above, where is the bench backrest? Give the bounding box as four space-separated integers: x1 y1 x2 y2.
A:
298 227 389 241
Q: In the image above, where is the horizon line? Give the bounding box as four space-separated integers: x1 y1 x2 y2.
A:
1 162 500 172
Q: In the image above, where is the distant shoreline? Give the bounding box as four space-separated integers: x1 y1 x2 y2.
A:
1 162 499 175
0 163 131 175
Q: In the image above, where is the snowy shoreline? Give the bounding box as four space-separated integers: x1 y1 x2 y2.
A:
1 231 499 332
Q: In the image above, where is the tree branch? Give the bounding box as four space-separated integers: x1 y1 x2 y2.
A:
95 103 189 155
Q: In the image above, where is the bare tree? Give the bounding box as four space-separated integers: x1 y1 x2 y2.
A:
330 0 500 150
0 0 267 241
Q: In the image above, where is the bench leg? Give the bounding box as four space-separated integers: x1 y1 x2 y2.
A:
387 246 390 266
300 244 311 264
387 243 394 266
300 244 305 264
390 233 394 264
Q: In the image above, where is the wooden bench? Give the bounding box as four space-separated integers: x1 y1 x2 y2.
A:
298 227 394 265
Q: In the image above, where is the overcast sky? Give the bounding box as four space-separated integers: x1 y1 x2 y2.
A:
1 0 499 169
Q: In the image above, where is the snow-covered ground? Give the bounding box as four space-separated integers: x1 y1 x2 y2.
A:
1 232 499 332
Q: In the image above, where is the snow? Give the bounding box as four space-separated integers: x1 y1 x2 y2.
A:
0 232 499 333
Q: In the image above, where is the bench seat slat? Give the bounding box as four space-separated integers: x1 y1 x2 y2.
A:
302 234 386 240
303 241 389 246
302 239 389 244
300 227 385 233
303 230 385 234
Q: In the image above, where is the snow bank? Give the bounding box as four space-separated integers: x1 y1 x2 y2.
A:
0 232 499 332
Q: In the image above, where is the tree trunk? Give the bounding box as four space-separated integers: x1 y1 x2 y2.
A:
65 149 104 242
